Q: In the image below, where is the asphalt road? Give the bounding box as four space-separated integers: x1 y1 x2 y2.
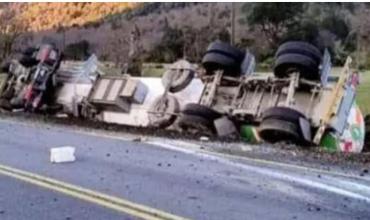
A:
0 175 131 220
0 119 369 220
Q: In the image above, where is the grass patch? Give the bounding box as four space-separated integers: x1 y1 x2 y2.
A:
356 71 370 116
0 74 6 86
141 66 165 77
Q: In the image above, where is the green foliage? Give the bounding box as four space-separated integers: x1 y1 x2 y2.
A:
2 2 369 73
124 3 199 20
141 65 165 77
242 2 358 67
355 71 370 115
257 57 274 72
63 40 90 60
244 3 304 48
147 26 184 63
359 54 370 70
146 17 232 63
321 14 349 40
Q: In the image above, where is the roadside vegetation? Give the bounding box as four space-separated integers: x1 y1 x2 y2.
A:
1 3 370 68
356 71 370 115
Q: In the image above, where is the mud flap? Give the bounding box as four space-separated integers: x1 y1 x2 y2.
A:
299 117 311 142
330 87 355 135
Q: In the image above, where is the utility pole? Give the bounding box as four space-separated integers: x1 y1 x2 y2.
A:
231 2 236 45
62 29 66 50
57 25 66 51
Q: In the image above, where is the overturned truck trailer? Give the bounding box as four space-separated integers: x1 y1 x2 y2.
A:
55 41 364 152
0 41 365 153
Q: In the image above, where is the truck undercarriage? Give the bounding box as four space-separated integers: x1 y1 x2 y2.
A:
0 40 365 153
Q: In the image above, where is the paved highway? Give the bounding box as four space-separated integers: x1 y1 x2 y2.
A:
0 119 369 220
0 175 131 220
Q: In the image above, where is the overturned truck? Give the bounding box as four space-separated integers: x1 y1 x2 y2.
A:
194 41 363 152
0 41 365 152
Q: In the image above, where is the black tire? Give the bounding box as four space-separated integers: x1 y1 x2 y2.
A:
259 107 309 144
202 52 240 76
177 114 215 135
182 103 222 120
261 106 306 123
171 70 194 93
275 41 322 64
0 98 12 111
259 118 302 143
19 56 39 68
364 114 370 123
0 75 15 99
162 69 194 93
0 62 10 73
206 41 245 62
22 47 38 57
364 114 370 152
274 53 319 80
148 95 180 128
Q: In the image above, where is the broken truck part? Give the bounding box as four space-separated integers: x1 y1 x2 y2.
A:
0 40 365 153
0 44 62 112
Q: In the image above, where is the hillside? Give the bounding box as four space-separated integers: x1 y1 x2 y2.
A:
1 3 237 63
8 3 238 64
1 2 370 70
13 3 138 31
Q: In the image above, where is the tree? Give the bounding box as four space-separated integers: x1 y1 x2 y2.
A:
126 24 143 75
351 6 370 68
241 3 358 65
147 23 184 63
0 8 26 60
243 3 304 47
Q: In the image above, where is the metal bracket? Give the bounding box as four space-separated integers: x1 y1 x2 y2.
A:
320 49 332 87
313 56 352 144
241 50 256 76
200 70 223 107
284 73 299 107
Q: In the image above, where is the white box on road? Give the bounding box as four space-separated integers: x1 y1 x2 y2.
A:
50 146 76 163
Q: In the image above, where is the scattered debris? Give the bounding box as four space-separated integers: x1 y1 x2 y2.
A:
200 136 209 142
56 113 68 118
132 137 141 142
132 136 148 142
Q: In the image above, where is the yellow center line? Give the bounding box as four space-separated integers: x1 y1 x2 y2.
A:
0 164 189 220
